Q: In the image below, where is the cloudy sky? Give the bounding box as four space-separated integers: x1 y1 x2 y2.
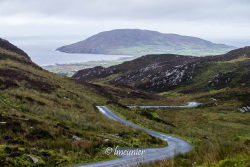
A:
0 0 250 46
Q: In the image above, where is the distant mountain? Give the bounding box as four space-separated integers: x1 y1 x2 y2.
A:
73 47 250 95
57 29 236 56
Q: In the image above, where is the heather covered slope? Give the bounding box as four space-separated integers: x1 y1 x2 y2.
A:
73 47 250 95
57 29 235 56
73 54 201 81
0 39 165 166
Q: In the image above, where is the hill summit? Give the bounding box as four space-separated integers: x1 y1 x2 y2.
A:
57 29 235 56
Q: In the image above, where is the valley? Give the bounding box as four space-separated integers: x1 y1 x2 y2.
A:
1 1 250 167
72 46 250 167
0 38 249 167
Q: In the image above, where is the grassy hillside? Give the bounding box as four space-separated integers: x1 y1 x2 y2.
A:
74 47 250 166
109 100 250 167
108 44 234 56
0 40 166 166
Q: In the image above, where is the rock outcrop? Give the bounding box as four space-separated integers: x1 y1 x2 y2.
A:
237 106 250 113
208 72 233 88
110 59 201 92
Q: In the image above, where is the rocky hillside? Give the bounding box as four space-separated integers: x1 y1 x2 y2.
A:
57 29 235 56
73 47 250 93
0 39 163 166
73 54 201 81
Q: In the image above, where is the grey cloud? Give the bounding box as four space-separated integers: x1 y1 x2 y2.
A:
0 0 250 46
0 0 249 22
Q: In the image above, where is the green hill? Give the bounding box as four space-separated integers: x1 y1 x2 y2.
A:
0 38 165 166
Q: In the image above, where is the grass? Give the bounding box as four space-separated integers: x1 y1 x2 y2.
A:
93 56 250 166
108 44 233 56
1 43 249 166
108 90 250 167
0 48 168 166
65 50 250 166
175 58 250 94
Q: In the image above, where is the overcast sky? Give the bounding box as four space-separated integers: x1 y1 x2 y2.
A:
0 0 250 46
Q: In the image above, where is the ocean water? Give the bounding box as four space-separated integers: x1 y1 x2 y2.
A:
5 36 135 66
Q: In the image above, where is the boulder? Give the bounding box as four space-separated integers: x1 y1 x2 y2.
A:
72 135 81 141
28 155 39 163
237 106 250 113
210 98 217 101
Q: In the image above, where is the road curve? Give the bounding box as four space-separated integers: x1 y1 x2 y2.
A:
76 106 192 167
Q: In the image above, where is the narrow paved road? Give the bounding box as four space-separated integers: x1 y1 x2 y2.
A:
128 102 201 108
76 106 192 167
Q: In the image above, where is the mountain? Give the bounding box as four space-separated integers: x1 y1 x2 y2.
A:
73 46 250 103
57 29 236 56
0 39 164 166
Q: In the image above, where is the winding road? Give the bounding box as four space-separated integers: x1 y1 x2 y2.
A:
76 104 196 167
